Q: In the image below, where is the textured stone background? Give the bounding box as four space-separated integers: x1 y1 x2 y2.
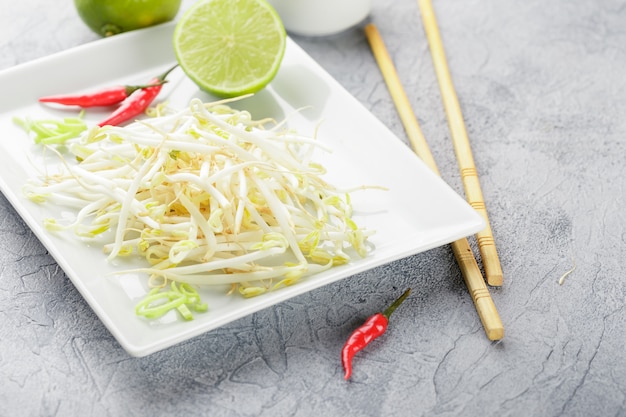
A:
1 0 625 416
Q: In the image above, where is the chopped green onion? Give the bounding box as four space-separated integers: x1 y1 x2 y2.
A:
13 113 87 145
135 281 207 320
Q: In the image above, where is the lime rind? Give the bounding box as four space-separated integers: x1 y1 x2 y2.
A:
173 0 287 98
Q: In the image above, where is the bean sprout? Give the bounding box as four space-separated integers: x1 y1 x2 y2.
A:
24 98 374 311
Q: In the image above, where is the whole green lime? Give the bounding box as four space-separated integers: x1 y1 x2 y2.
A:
74 0 182 37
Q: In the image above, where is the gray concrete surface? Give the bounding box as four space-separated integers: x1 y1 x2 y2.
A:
1 0 624 416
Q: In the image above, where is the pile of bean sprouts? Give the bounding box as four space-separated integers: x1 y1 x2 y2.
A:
23 98 373 307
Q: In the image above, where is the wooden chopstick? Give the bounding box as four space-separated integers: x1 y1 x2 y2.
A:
416 0 503 286
364 23 504 341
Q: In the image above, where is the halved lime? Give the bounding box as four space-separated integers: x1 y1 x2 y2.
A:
173 0 287 98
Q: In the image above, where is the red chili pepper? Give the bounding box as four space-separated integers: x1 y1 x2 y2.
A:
97 65 177 127
341 288 411 380
38 81 166 108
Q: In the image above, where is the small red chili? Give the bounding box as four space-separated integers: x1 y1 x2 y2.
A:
38 81 166 108
98 64 177 127
341 288 411 380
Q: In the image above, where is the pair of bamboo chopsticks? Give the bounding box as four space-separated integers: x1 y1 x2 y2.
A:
364 1 504 340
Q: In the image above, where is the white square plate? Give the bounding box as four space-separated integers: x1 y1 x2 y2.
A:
0 23 484 357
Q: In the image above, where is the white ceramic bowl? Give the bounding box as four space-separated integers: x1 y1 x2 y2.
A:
267 0 372 37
